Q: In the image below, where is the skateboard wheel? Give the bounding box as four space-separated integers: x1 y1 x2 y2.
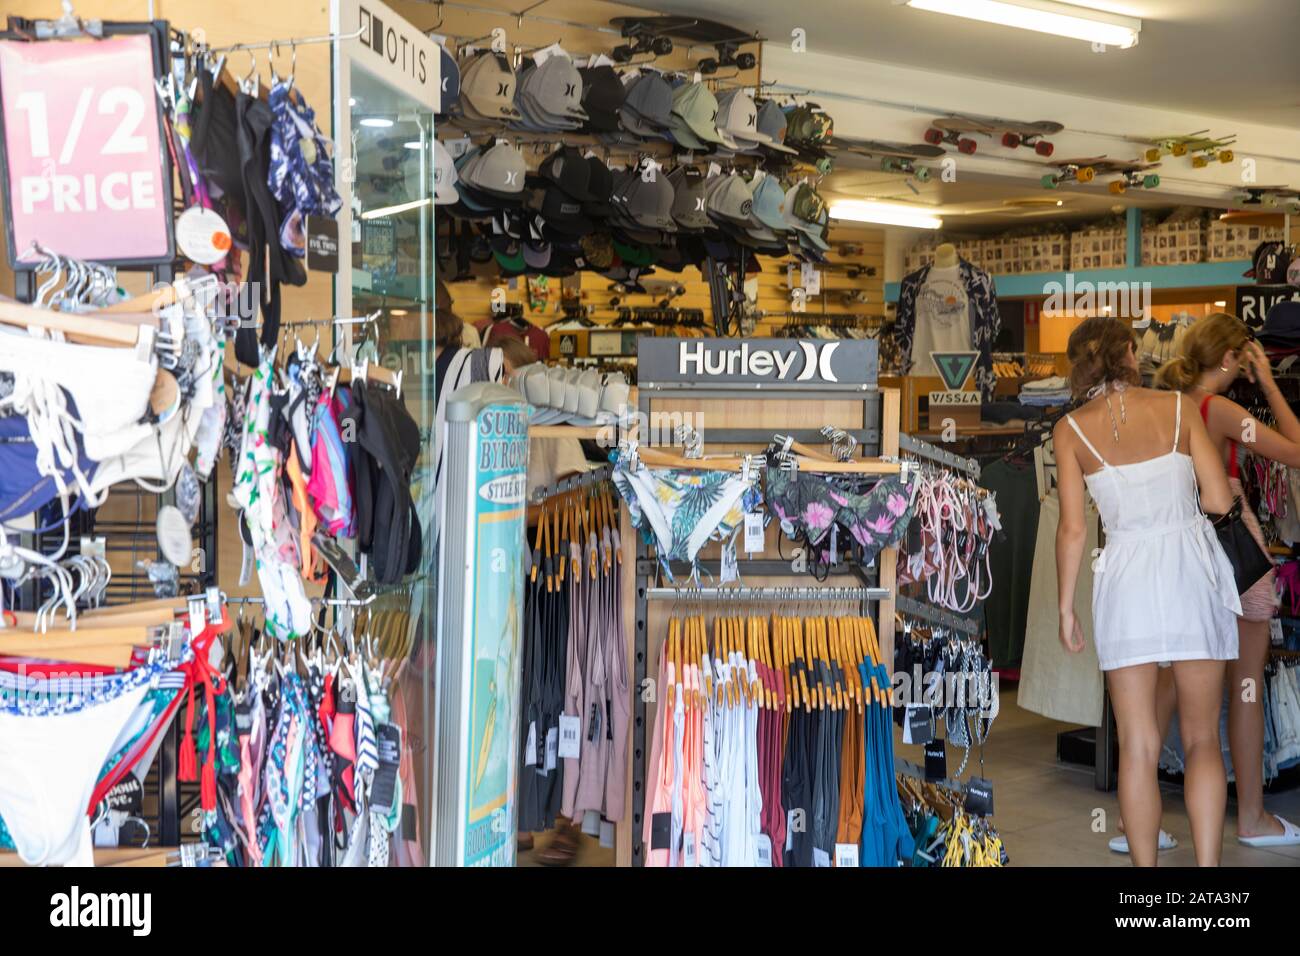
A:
959 138 977 154
1040 174 1059 188
914 166 932 182
817 158 833 173
651 36 674 55
735 52 757 70
1001 132 1020 148
1172 143 1188 156
924 128 943 145
1077 165 1095 183
1145 148 1161 163
1143 174 1160 189
1192 155 1207 168
1035 141 1054 157
1220 150 1233 163
1108 180 1127 194
880 158 897 172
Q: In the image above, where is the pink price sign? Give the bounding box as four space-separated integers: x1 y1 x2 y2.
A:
0 33 173 266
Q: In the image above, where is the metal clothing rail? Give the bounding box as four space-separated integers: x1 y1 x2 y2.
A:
203 26 365 55
896 594 982 637
529 463 613 504
646 586 891 602
224 593 378 608
899 432 981 479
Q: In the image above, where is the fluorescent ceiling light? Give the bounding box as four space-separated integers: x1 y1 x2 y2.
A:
390 309 409 316
1214 300 1227 307
829 200 942 230
901 0 1141 49
361 198 431 220
360 117 393 128
403 141 423 150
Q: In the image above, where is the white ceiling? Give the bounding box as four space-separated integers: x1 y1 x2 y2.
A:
628 0 1300 127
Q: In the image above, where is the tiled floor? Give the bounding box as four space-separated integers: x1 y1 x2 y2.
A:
897 683 1300 867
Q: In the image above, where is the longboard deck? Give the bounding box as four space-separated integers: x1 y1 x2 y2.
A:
831 136 945 159
932 115 1063 136
609 15 760 44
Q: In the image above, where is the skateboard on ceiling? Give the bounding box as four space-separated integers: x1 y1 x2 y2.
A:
924 115 1064 156
1127 130 1237 166
1237 185 1300 212
1042 156 1161 194
608 15 762 71
828 137 944 181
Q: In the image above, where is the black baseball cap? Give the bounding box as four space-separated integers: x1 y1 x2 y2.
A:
525 179 593 236
584 156 614 218
579 65 625 133
538 146 594 202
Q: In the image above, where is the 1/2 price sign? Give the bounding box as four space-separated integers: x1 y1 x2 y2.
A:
0 33 173 266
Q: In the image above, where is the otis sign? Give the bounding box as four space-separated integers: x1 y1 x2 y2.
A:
638 337 877 387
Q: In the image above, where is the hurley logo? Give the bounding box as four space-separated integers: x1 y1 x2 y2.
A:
564 83 576 98
678 341 840 381
496 82 510 96
694 197 706 212
503 170 519 186
50 887 152 937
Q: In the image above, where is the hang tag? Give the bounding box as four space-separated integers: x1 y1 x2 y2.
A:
756 834 773 866
707 162 723 178
1270 617 1284 646
829 523 838 566
599 819 616 848
187 595 206 636
813 847 832 868
205 586 222 623
558 714 582 758
587 702 602 742
176 206 232 265
532 42 566 65
964 776 995 817
801 263 821 295
744 512 764 553
924 738 948 781
582 810 602 837
683 831 697 867
401 804 417 841
693 71 702 84
720 541 739 584
650 812 672 851
370 723 402 814
906 705 935 746
786 810 797 851
445 136 473 159
834 843 859 868
544 726 558 772
524 721 538 766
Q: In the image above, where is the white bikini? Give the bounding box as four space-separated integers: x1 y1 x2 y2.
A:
1066 392 1240 671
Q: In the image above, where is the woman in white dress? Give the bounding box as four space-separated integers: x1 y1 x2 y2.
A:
1054 317 1240 866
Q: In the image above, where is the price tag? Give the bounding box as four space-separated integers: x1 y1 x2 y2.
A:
813 847 832 868
683 832 697 867
924 738 948 781
1270 617 1284 646
905 705 935 746
524 721 538 767
964 776 995 817
205 586 222 623
801 263 821 295
599 820 615 848
834 843 859 868
720 541 739 584
786 810 798 851
187 595 206 636
744 511 764 553
756 834 773 867
558 714 582 759
544 727 558 772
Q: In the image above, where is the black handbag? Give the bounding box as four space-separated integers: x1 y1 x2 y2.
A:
1208 498 1273 595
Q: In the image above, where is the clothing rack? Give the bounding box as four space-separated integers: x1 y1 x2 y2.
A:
899 432 981 479
224 593 379 609
529 463 613 504
201 25 365 55
896 595 982 637
646 586 891 602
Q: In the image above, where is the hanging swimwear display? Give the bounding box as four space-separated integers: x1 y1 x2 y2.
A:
434 383 529 866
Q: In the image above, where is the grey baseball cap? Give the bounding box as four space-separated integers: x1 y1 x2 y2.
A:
672 81 728 147
611 165 676 233
668 166 711 231
756 99 797 153
433 139 459 205
705 172 754 227
717 89 771 148
462 142 526 201
515 55 587 131
458 52 521 123
619 72 673 137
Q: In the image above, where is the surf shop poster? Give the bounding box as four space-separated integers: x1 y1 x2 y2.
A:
463 403 528 866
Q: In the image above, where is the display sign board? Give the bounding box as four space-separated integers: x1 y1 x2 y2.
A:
930 351 978 391
1237 285 1300 331
637 337 878 387
342 0 442 112
435 385 528 866
0 31 174 267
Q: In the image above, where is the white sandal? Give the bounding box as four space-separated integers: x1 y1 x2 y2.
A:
1108 830 1177 853
1238 815 1300 848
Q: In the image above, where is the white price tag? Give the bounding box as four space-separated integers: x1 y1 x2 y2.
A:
683 832 697 867
1270 617 1284 646
744 512 764 554
801 263 821 295
835 843 859 868
786 811 797 852
756 834 773 867
813 847 832 868
558 714 582 759
524 721 537 766
544 727 558 772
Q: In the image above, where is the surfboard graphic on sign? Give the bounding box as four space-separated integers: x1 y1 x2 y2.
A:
931 352 978 391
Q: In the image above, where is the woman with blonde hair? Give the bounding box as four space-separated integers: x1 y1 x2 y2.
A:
1136 311 1300 849
1055 316 1240 866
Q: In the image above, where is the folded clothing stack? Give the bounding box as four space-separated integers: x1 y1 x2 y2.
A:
1018 375 1071 407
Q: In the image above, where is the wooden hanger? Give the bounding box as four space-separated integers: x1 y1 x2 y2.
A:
0 299 143 347
0 622 170 668
635 445 899 475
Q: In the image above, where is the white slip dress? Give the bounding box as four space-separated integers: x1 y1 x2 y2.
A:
1065 392 1241 671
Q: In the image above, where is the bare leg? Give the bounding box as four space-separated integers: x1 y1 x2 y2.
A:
1228 620 1285 839
1106 664 1162 866
1170 659 1228 866
1116 666 1178 839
